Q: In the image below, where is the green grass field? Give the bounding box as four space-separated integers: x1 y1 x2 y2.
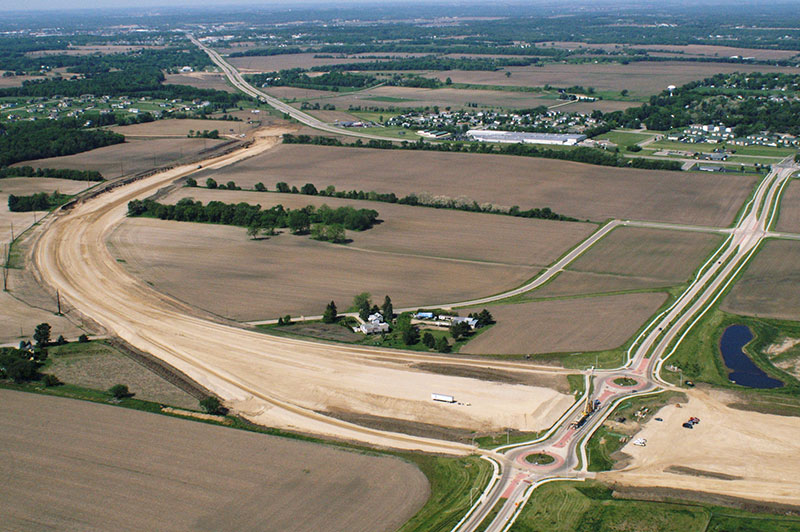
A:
509 480 800 532
648 139 797 159
595 130 654 147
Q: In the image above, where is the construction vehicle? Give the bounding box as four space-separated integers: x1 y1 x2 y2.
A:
569 396 602 429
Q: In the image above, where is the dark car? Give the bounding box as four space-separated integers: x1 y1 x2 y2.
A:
682 422 694 429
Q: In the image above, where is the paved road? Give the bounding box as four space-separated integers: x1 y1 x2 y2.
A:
190 35 400 142
457 156 799 532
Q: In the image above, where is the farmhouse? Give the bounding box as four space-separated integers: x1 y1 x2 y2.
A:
359 322 390 334
467 130 586 146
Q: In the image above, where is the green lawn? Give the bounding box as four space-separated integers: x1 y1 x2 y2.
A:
595 130 654 147
510 480 800 532
648 139 797 159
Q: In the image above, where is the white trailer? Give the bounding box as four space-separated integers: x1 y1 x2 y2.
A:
431 393 456 403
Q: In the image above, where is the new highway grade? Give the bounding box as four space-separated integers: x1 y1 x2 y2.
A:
454 156 800 532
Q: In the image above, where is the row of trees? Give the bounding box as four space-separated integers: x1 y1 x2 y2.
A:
0 166 103 182
127 198 379 236
8 191 71 212
247 69 378 91
269 176 577 223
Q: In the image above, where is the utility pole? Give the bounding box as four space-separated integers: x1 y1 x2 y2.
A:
3 244 8 292
10 221 14 242
56 289 62 316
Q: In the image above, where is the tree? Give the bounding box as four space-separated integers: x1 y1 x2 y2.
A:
450 321 471 341
33 322 51 347
276 181 290 193
445 77 452 85
621 89 629 97
402 327 419 345
322 301 338 323
353 292 371 312
108 384 130 399
0 348 38 383
78 334 89 343
254 182 266 192
185 177 197 187
43 374 62 387
225 180 238 190
381 295 393 322
55 335 67 346
287 210 310 234
283 315 292 325
206 178 218 189
200 396 221 414
300 183 318 195
247 222 261 240
422 331 435 348
476 309 494 328
359 299 371 321
435 336 451 353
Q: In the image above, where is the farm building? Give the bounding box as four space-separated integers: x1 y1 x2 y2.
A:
467 130 586 146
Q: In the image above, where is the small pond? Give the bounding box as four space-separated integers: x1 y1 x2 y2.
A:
719 325 783 389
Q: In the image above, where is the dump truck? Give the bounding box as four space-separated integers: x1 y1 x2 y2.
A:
431 393 456 403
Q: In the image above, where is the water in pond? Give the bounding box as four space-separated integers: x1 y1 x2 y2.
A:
719 325 783 389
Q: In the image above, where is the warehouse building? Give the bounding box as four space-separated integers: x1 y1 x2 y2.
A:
467 130 586 146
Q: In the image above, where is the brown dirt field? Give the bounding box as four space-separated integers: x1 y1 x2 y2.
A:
545 42 799 61
0 73 53 87
14 138 228 180
776 179 800 233
110 118 256 137
165 188 596 267
229 52 426 72
531 271 671 298
460 292 667 355
47 341 198 409
0 389 429 532
565 227 722 282
307 109 364 123
164 72 238 93
426 62 800 98
298 85 631 111
0 177 97 246
27 44 164 57
602 389 800 507
262 86 340 99
108 217 539 321
721 239 800 320
192 144 756 226
0 290 82 345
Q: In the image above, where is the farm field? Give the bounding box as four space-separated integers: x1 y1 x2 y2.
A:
425 61 800 98
645 140 796 160
166 188 596 267
775 179 800 233
531 227 722 298
460 292 667 356
543 42 800 61
228 52 425 72
594 130 655 147
164 71 238 93
108 217 540 321
0 177 97 246
721 239 800 320
110 118 258 138
0 389 429 532
602 392 800 508
0 290 82 345
192 144 757 227
14 137 228 180
293 85 635 112
47 340 199 409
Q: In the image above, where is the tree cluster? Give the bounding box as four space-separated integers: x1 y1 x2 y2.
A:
8 191 71 212
0 166 104 182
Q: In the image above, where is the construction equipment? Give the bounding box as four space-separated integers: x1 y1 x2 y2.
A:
633 438 647 447
570 397 602 429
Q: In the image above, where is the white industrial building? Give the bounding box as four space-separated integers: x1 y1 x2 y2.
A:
467 130 586 146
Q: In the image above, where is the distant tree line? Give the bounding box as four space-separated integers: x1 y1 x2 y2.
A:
247 68 378 91
282 133 682 171
0 120 124 167
0 166 103 181
8 191 71 212
311 55 537 72
127 197 379 238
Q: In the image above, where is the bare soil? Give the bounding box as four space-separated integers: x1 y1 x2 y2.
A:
48 340 199 409
164 71 238 93
427 61 800 98
0 389 429 532
603 389 800 507
721 239 800 320
110 118 257 138
229 52 426 72
165 188 596 267
531 271 670 298
776 179 800 233
461 292 667 355
192 144 756 226
14 138 228 180
410 362 570 392
107 217 539 321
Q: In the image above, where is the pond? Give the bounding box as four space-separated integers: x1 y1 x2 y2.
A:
719 325 783 389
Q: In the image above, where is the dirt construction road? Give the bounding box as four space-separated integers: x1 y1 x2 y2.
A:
34 129 573 454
